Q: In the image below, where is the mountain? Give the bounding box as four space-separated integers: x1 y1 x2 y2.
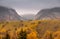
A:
0 6 21 21
35 7 60 20
21 14 35 20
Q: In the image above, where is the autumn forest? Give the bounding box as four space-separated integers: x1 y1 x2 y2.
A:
0 20 60 39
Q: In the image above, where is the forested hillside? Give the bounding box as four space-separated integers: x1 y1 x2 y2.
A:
0 20 60 39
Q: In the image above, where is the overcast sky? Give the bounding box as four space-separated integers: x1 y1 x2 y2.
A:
0 0 60 15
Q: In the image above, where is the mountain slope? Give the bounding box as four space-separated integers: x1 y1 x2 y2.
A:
0 6 21 21
35 7 60 20
22 14 35 20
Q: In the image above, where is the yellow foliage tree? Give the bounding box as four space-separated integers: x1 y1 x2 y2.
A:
43 30 54 39
27 31 38 39
53 31 60 39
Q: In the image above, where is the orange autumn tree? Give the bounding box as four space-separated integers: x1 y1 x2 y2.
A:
27 30 38 39
53 31 60 39
43 30 54 39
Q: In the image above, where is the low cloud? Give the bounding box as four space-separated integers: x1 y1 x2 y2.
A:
0 0 60 15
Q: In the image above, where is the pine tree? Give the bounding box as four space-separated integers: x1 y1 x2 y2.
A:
18 28 27 39
5 33 10 39
50 33 54 39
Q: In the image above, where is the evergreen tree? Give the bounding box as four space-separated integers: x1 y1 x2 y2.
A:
5 33 10 39
18 28 27 39
50 33 54 39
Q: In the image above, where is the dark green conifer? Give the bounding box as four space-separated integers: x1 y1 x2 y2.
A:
18 28 27 39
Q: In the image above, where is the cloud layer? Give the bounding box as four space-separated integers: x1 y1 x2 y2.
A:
0 0 60 15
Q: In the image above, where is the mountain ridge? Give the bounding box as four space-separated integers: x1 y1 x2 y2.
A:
35 7 60 20
0 6 21 21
